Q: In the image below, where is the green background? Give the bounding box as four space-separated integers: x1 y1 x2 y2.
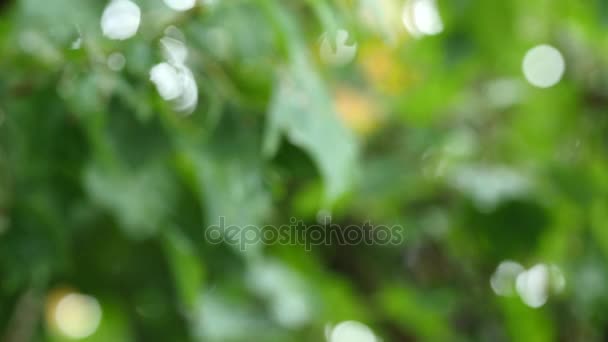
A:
2 0 608 341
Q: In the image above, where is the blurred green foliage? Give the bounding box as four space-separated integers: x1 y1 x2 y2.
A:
2 0 608 341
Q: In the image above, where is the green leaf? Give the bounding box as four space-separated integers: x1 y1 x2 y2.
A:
264 57 358 205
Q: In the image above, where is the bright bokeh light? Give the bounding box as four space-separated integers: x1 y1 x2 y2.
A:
172 67 198 113
522 44 565 88
163 0 196 11
516 264 550 308
327 321 377 342
319 29 358 66
150 63 183 100
150 63 198 113
491 260 525 297
150 32 198 114
492 262 566 307
101 0 141 40
402 0 443 38
54 293 102 339
107 52 126 71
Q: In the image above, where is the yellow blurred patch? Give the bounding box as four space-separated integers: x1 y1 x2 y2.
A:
334 87 382 136
358 42 419 95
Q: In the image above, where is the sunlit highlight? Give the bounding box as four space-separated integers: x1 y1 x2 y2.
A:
150 30 198 114
54 293 103 339
491 260 525 297
100 0 141 40
327 321 377 342
163 0 197 11
522 44 565 88
488 262 567 308
402 0 443 38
